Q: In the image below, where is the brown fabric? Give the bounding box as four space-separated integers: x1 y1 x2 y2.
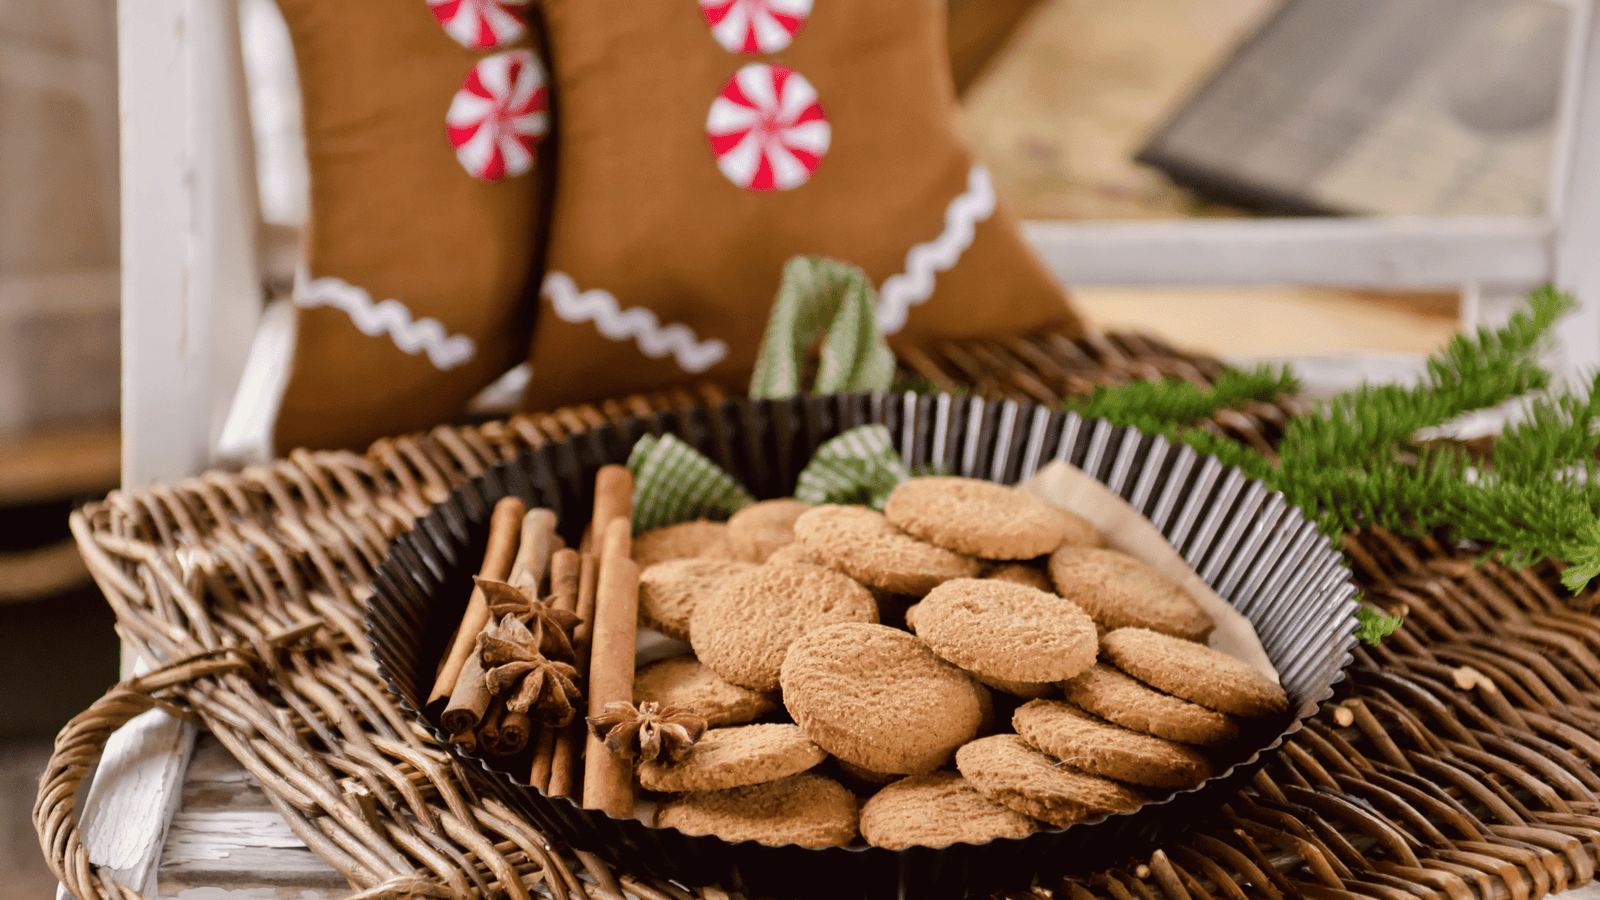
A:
523 0 1083 411
273 0 546 451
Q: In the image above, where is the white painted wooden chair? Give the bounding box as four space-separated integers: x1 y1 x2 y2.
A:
87 0 1600 894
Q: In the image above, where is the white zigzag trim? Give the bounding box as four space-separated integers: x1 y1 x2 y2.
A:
542 271 729 374
876 163 997 335
292 270 476 370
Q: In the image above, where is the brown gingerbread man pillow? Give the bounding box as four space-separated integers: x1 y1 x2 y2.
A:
522 0 1084 411
272 0 548 451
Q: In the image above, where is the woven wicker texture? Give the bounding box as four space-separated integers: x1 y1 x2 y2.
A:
36 327 1599 900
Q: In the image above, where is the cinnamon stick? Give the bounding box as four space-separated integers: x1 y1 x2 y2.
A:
447 727 477 756
585 465 634 554
478 703 506 752
548 552 598 799
440 647 492 735
493 709 532 756
546 548 581 615
583 517 640 817
429 496 526 705
530 548 582 791
508 508 559 595
527 728 558 793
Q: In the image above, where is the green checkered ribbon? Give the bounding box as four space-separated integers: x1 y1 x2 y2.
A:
627 433 755 532
749 256 897 400
793 425 910 511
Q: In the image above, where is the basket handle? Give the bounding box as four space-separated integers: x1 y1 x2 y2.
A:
33 653 249 900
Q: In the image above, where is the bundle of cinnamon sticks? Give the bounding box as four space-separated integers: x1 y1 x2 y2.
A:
426 466 640 816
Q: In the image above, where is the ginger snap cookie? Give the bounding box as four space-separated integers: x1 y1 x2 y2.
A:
833 758 903 792
904 603 1047 701
727 499 813 563
637 723 827 793
911 579 1097 683
885 476 1071 559
1048 547 1214 642
1049 506 1105 549
986 563 1055 594
1102 628 1288 718
781 622 985 775
656 771 859 848
633 520 735 568
859 772 1036 849
762 542 815 567
633 656 777 727
793 505 979 595
956 734 1148 828
690 563 877 692
638 558 757 642
1061 664 1239 746
972 672 1056 700
1012 699 1214 789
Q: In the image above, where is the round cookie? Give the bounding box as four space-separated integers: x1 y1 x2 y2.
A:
656 771 858 848
1012 699 1214 789
903 601 1036 705
727 499 813 563
781 622 985 774
911 579 1097 683
690 563 878 691
885 476 1072 559
986 563 1055 593
1049 506 1105 549
633 656 777 727
638 558 757 641
1061 664 1239 746
1048 547 1214 642
1102 628 1288 718
793 505 979 595
763 542 816 567
859 772 1036 849
833 758 903 792
973 672 1056 700
956 734 1148 828
633 520 735 569
637 724 826 793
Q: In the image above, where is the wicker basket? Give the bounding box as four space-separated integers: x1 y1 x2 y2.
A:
35 327 1600 900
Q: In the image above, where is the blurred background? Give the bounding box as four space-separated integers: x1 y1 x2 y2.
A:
0 0 1563 894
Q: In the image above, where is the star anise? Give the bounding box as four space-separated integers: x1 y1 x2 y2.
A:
475 576 581 662
477 615 584 727
586 701 708 763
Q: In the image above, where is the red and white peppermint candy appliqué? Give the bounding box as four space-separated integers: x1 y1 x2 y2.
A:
699 0 812 54
446 49 548 181
427 0 530 49
706 63 830 192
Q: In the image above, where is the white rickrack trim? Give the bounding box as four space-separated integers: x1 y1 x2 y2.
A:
876 162 997 335
542 271 730 374
292 269 476 370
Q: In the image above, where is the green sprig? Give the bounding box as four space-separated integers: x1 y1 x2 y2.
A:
1056 286 1599 639
1355 605 1404 645
1068 364 1300 428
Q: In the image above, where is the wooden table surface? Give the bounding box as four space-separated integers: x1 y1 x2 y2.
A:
157 736 344 899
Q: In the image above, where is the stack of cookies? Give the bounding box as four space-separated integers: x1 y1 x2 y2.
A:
625 476 1289 850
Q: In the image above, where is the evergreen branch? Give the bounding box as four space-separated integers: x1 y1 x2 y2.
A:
1426 285 1575 388
1281 287 1575 470
1491 371 1600 492
1560 519 1600 593
1067 365 1300 427
1355 606 1404 645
